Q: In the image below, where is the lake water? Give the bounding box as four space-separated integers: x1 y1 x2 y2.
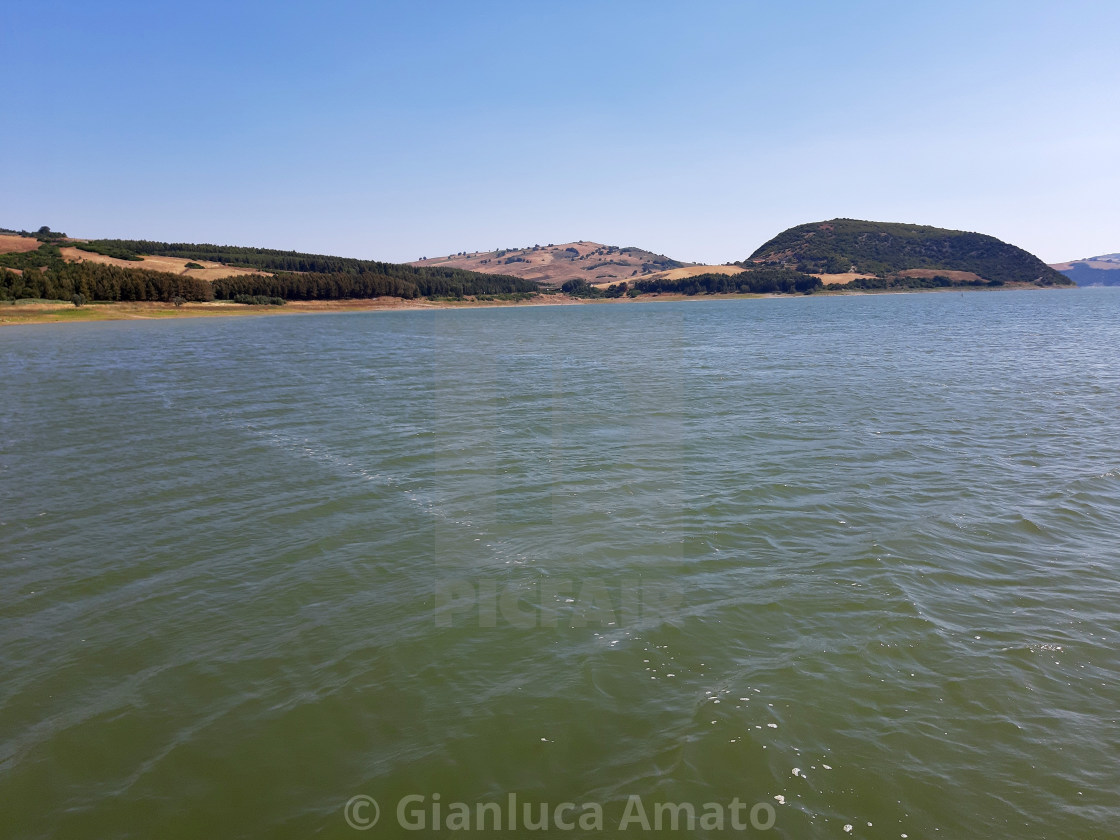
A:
2 289 1118 839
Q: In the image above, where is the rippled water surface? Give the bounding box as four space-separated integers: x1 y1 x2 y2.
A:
2 289 1119 839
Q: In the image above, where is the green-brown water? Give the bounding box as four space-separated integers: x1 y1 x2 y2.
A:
2 289 1118 838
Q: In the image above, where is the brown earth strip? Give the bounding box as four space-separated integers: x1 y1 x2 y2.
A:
0 234 42 254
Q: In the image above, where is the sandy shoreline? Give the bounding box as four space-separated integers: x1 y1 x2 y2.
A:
0 295 595 326
0 284 1064 326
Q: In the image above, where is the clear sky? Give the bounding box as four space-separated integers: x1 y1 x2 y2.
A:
3 1 1117 264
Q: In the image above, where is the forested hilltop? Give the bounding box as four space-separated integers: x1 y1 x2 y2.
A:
747 219 1072 289
69 238 540 298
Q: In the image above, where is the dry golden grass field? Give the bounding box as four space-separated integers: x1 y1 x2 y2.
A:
0 234 42 254
58 247 266 280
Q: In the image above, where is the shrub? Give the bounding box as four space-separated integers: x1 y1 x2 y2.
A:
75 242 143 261
232 294 286 306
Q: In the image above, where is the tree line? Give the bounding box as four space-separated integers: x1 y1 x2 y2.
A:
840 274 1005 290
559 267 823 298
1 261 217 302
633 267 823 296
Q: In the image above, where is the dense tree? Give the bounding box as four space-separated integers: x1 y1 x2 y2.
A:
74 241 144 261
841 274 1003 290
633 267 823 296
560 268 822 298
0 261 217 302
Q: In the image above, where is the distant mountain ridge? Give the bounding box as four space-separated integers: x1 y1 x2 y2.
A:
409 242 685 288
3 219 1077 306
748 219 1071 288
1049 254 1120 286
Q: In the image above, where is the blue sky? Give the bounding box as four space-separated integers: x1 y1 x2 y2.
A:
3 1 1117 263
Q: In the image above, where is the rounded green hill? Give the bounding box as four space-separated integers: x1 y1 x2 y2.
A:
749 219 1071 287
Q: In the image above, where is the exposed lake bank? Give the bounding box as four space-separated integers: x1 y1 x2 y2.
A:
0 283 1068 326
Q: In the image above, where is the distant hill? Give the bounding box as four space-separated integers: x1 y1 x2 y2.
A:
748 219 1072 288
1049 254 1120 286
409 242 685 288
